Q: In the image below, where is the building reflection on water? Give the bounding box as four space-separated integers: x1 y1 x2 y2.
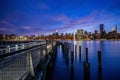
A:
98 66 102 80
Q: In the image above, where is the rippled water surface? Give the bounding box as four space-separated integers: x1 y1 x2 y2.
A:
45 40 120 80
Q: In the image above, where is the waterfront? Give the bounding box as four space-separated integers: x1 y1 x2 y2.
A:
45 40 120 80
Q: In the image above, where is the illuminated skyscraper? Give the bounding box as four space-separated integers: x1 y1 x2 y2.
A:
76 29 84 40
112 24 117 33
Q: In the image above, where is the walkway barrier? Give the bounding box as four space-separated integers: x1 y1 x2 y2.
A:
0 41 57 80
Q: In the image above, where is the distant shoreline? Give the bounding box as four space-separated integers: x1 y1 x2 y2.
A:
61 39 120 41
80 39 120 41
1 39 120 42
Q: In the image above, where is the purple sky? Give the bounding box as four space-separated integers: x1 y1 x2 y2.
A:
0 0 120 35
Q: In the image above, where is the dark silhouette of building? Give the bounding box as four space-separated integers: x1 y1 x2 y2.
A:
95 30 98 34
100 24 104 38
99 24 106 39
0 33 4 41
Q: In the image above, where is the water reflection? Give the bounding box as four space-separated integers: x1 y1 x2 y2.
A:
98 51 102 80
45 41 120 80
73 41 83 62
71 51 74 68
70 65 74 80
98 66 102 80
79 46 81 61
83 61 90 80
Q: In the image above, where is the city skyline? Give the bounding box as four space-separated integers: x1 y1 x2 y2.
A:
0 0 120 35
0 24 120 41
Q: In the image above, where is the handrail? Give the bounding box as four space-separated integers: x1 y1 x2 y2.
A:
0 43 45 59
0 41 52 59
0 41 46 54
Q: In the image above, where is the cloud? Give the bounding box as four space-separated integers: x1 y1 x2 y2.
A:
0 28 8 31
0 20 15 28
0 20 16 33
22 26 31 30
56 10 120 33
51 14 69 22
0 8 120 35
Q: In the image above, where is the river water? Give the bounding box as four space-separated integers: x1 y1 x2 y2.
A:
45 40 120 80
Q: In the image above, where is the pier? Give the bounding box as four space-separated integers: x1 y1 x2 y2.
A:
0 40 57 80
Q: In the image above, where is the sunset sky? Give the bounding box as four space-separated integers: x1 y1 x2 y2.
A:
0 0 120 35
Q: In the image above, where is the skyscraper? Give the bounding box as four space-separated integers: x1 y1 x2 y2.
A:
112 24 117 33
76 29 84 40
99 24 105 38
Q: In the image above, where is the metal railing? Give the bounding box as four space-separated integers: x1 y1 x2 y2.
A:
0 41 46 54
0 41 55 80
